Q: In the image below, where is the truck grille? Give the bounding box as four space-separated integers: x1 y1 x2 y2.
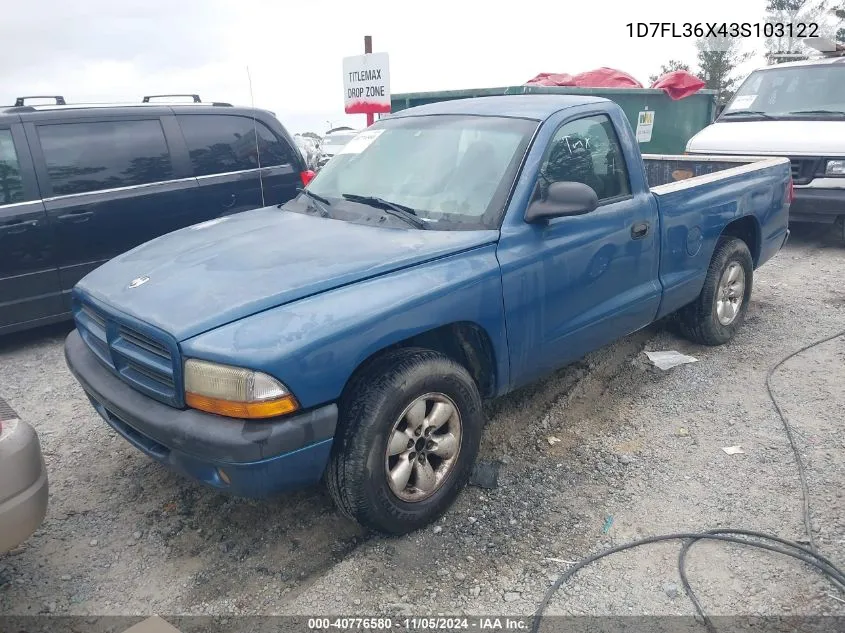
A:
789 157 823 185
74 299 182 407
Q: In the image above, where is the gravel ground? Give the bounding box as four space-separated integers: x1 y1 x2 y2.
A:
1 224 844 620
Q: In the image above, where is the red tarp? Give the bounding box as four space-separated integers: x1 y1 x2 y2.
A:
524 67 705 99
649 70 706 100
525 67 642 88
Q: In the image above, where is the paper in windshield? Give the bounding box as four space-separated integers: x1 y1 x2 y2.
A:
338 129 385 155
728 95 757 110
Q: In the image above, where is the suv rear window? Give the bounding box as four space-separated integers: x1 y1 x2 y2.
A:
0 129 24 205
176 115 295 176
38 120 174 196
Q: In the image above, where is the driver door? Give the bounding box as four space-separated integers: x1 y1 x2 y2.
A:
497 112 661 388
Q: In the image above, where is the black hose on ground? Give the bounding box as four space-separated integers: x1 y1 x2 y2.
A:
763 328 845 553
531 328 845 633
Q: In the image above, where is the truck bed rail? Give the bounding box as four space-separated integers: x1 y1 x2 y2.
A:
643 154 791 193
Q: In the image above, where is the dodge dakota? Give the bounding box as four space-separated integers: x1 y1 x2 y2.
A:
64 95 792 534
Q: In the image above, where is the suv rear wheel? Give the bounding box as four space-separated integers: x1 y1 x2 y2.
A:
325 348 483 535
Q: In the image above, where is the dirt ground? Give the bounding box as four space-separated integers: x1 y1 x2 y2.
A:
1 224 844 620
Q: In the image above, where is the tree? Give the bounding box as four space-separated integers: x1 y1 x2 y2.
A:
648 59 691 84
835 2 845 41
764 0 834 63
696 36 752 105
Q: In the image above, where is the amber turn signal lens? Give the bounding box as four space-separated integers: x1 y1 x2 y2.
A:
183 358 299 419
185 392 299 419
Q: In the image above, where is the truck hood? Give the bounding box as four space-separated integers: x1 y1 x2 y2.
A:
686 120 845 156
76 207 498 341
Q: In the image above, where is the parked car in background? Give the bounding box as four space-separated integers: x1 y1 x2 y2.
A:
318 127 360 168
64 95 790 535
0 94 312 336
686 46 845 240
0 396 48 554
294 134 323 171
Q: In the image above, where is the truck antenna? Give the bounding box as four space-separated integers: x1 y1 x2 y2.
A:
247 65 266 208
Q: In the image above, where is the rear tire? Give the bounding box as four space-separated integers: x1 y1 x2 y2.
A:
678 237 753 346
325 348 483 535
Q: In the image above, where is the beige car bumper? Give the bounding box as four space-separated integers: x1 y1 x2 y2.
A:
0 402 48 554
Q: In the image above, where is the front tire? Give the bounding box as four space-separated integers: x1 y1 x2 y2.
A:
678 237 753 346
325 348 483 535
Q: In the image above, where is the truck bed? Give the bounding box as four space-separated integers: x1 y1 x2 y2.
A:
639 152 791 321
642 154 789 190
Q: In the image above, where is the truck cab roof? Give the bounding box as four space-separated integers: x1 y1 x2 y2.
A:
385 94 613 121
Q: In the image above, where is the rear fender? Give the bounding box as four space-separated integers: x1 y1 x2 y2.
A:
654 159 790 319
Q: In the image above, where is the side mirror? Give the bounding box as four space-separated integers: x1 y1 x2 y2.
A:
525 181 599 223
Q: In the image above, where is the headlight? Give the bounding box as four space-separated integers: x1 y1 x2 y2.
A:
184 359 298 419
825 160 845 176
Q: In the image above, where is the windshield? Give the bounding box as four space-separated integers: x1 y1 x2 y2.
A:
306 114 537 229
720 64 845 119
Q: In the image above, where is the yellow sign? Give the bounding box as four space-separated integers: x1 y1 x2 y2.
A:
635 110 655 143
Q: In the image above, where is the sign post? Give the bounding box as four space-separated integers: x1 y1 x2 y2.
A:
364 35 374 128
343 36 390 127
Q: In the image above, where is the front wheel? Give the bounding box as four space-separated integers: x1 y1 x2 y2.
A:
325 348 483 535
678 237 753 346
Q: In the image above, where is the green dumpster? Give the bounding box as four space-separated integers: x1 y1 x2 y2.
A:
389 86 717 155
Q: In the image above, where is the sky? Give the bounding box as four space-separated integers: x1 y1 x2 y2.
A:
0 0 795 135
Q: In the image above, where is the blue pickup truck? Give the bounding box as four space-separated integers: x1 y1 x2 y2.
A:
64 95 791 534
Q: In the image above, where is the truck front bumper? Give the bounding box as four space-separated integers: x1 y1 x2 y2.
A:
790 187 845 223
64 330 337 498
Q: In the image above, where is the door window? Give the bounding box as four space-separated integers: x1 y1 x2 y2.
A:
176 115 295 176
0 129 24 205
38 120 174 196
539 115 631 202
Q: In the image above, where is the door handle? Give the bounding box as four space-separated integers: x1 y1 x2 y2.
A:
631 221 650 240
222 194 237 209
57 210 94 223
0 219 38 235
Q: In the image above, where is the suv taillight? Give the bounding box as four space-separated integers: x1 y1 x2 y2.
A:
300 170 316 187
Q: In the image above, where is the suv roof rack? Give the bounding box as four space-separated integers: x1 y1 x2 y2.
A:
141 94 233 106
14 95 66 106
2 97 236 114
142 94 201 103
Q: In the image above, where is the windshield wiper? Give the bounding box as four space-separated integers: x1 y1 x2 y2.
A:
293 187 332 217
720 110 777 120
341 193 427 229
787 109 845 118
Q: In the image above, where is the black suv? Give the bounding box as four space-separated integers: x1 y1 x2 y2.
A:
0 94 312 335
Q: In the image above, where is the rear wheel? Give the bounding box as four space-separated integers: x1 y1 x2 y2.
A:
678 237 753 346
325 348 483 535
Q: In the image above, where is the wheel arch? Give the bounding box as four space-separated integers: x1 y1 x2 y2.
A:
340 321 499 404
720 215 761 267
